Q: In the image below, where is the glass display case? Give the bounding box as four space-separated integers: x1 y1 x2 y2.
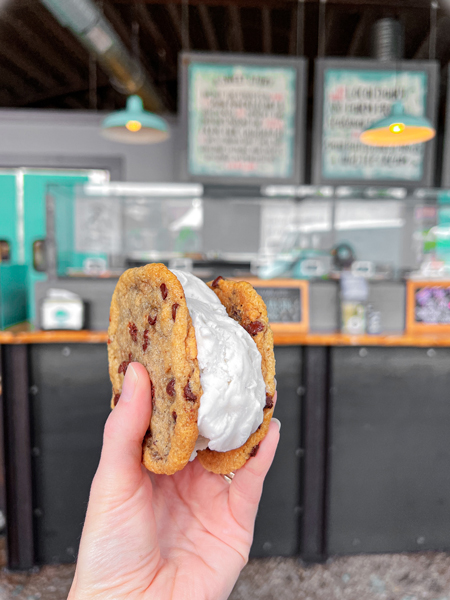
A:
47 182 450 283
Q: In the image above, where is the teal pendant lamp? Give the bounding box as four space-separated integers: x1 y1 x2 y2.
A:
360 101 435 147
101 95 169 144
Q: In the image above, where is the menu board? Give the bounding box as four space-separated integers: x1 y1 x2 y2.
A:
313 59 438 186
406 280 450 332
180 52 307 185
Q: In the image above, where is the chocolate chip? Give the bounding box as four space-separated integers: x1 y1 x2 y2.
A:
148 313 157 326
172 411 177 422
249 443 260 458
113 392 121 406
184 383 197 402
245 321 264 336
265 393 274 410
118 353 132 375
128 322 138 342
172 303 179 321
142 329 149 351
107 338 111 345
160 283 168 300
166 378 175 397
212 276 224 288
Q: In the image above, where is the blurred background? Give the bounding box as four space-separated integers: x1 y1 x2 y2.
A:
3 0 450 598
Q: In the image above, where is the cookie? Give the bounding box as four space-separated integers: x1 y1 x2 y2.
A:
108 263 202 475
196 276 276 475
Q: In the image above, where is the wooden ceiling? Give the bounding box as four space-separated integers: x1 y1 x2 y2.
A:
0 0 448 112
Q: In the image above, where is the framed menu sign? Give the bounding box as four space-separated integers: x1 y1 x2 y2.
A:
312 58 438 186
406 280 450 332
180 52 307 185
236 278 309 334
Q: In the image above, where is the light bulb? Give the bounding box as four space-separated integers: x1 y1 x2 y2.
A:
389 122 405 134
126 120 142 132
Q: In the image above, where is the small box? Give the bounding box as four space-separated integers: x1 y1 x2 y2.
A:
41 289 84 330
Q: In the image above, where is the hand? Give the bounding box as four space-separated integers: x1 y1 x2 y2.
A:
68 363 280 600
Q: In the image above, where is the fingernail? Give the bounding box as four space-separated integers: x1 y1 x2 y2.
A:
272 418 281 432
121 364 138 403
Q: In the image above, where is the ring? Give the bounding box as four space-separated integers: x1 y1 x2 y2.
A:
223 472 235 484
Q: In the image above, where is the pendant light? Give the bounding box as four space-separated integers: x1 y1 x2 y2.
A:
359 101 436 147
101 95 169 144
100 19 169 144
360 5 437 147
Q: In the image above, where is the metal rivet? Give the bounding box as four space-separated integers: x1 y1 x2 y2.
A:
294 506 303 515
295 448 305 458
297 386 305 396
34 508 43 517
31 447 40 457
352 538 361 546
62 347 71 357
29 385 38 395
417 536 425 545
427 349 436 358
359 348 368 357
262 541 272 551
66 546 75 556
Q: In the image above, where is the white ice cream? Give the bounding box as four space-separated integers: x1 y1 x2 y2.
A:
171 270 266 456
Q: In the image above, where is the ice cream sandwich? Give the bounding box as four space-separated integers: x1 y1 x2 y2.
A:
107 263 276 475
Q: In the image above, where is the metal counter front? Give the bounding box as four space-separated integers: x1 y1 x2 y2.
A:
2 328 450 568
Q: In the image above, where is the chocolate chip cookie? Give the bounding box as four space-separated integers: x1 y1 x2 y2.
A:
108 263 201 475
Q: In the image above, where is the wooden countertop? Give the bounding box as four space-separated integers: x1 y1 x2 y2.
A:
2 323 450 347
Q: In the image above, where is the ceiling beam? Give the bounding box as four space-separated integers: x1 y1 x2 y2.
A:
413 14 449 59
166 3 191 50
197 3 219 51
228 5 244 52
262 6 271 53
4 13 85 89
289 4 298 55
112 0 432 7
0 32 61 90
29 4 90 67
347 9 373 56
134 2 177 76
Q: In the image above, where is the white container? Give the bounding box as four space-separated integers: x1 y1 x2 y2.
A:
41 289 84 330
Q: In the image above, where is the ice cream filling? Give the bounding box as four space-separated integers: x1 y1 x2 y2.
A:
171 270 266 458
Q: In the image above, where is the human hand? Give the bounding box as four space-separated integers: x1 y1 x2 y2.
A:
68 362 280 600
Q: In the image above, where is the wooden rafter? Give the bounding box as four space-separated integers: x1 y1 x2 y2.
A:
262 6 271 53
166 3 191 49
134 2 177 75
228 5 244 51
198 3 219 51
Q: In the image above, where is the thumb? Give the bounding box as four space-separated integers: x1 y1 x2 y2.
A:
92 362 152 498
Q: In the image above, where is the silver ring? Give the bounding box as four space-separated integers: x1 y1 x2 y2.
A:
223 472 235 484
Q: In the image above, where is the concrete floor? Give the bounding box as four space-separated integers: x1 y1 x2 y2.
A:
0 539 450 599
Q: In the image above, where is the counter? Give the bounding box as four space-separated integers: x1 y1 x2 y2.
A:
2 325 450 568
4 323 450 347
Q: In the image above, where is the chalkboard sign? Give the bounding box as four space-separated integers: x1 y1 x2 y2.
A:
312 58 438 187
406 280 450 332
180 52 307 185
240 278 309 334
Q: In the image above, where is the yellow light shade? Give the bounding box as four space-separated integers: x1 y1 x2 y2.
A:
126 120 142 132
360 125 435 147
360 101 436 147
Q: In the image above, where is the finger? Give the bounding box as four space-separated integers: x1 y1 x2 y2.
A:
228 418 280 530
93 363 152 496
